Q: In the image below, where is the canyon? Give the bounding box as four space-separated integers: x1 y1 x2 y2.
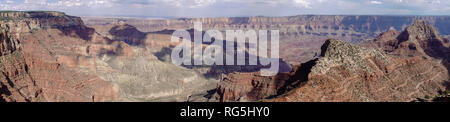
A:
0 11 217 102
1 11 449 102
213 20 449 102
83 15 450 65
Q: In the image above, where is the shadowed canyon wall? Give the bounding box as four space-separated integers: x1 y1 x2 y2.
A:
84 15 450 65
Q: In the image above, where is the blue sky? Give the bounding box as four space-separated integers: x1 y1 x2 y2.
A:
0 0 449 17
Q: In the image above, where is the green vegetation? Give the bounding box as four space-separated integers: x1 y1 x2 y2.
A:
443 90 450 96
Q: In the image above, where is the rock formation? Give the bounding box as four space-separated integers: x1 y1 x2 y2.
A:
83 15 450 65
83 15 450 36
2 11 449 102
1 11 218 102
213 21 449 102
0 18 117 102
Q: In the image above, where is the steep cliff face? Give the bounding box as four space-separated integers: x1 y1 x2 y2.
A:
213 72 276 102
84 15 450 36
84 15 450 65
0 29 26 102
0 29 20 55
268 40 447 102
0 29 117 102
212 60 315 102
1 11 84 30
396 20 450 59
370 20 449 66
0 12 119 102
1 11 94 40
213 21 449 102
3 11 448 102
1 11 218 102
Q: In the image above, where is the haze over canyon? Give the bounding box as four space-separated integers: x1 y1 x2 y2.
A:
0 11 449 102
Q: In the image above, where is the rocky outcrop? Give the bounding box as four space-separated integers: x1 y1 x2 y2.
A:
267 39 447 102
396 20 450 59
1 11 84 30
3 11 448 102
213 59 315 102
83 15 450 65
0 11 121 102
213 72 276 102
369 20 449 68
1 11 218 102
84 15 450 35
0 30 20 56
213 21 449 102
0 27 117 102
108 22 146 46
1 11 94 41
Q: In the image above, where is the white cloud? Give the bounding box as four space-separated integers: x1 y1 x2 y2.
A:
164 0 216 8
292 0 312 8
369 1 383 4
5 0 14 4
7 0 116 9
219 0 316 9
0 0 449 16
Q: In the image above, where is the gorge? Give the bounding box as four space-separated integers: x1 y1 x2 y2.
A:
1 11 449 102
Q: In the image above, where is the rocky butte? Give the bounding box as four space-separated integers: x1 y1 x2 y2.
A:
213 20 449 102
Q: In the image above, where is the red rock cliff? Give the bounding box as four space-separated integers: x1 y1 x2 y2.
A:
213 21 449 102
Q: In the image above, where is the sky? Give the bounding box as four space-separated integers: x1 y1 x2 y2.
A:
0 0 449 17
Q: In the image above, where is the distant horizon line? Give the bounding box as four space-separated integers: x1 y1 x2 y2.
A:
80 14 450 19
1 10 449 19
